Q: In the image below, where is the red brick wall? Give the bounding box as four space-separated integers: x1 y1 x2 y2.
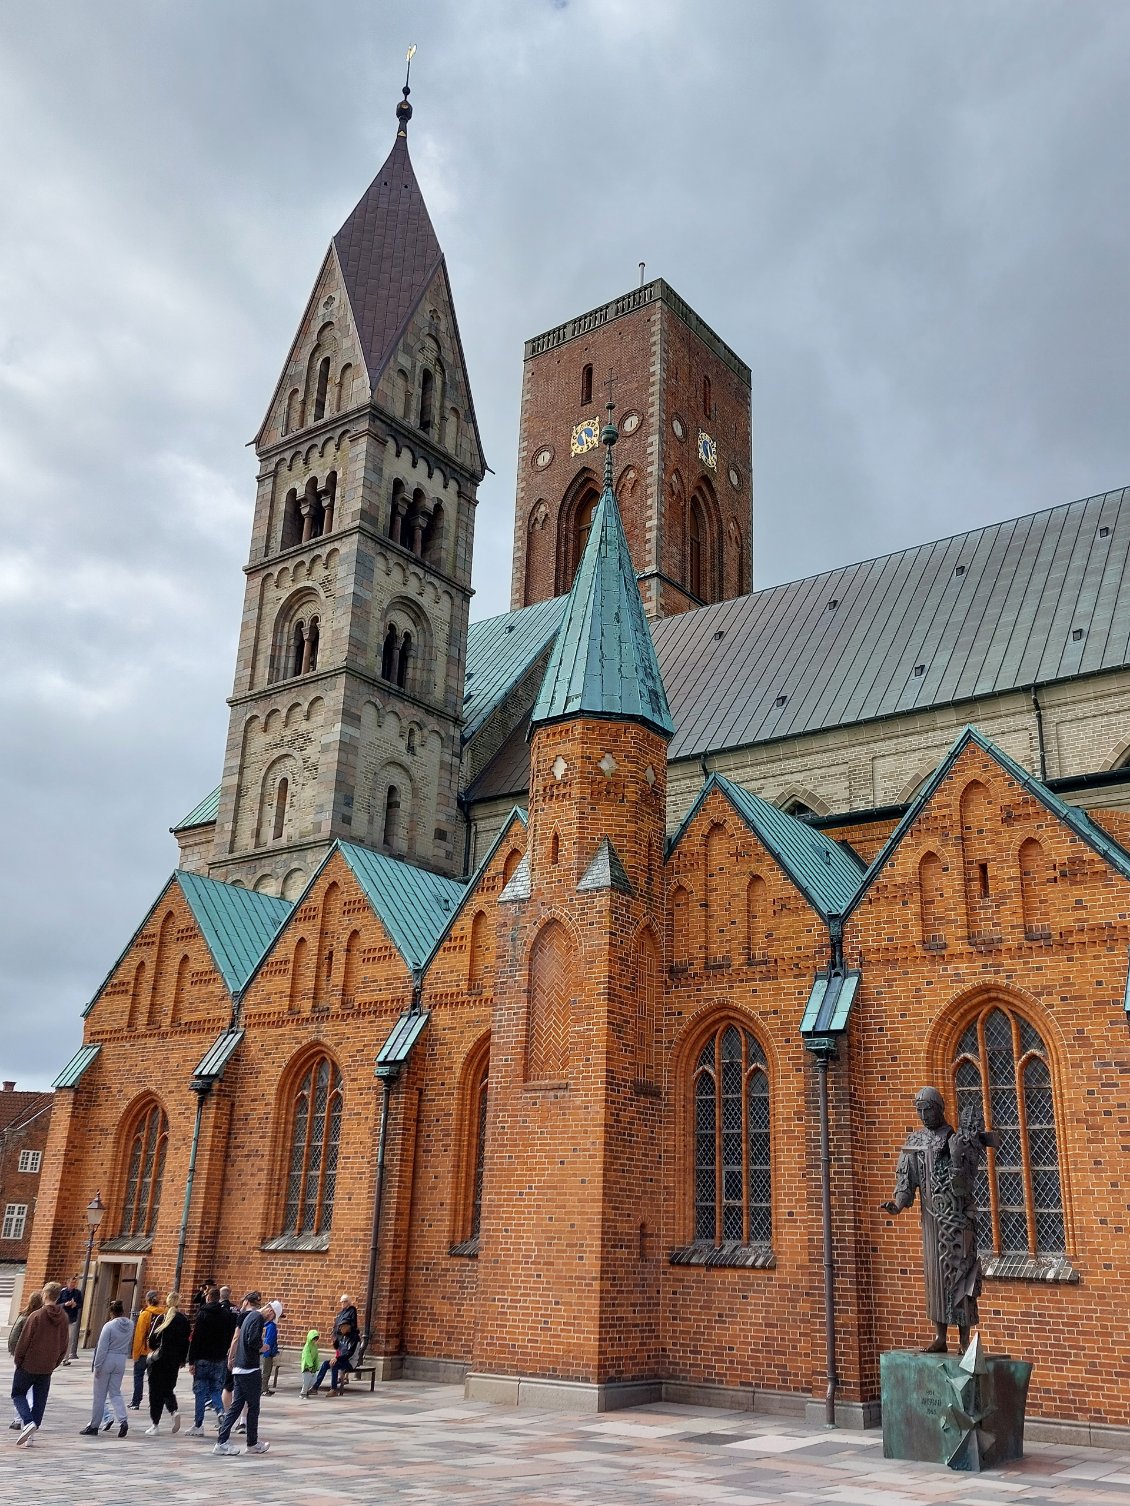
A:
0 1090 53 1266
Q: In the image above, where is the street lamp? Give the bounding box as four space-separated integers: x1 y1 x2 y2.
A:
71 1191 105 1358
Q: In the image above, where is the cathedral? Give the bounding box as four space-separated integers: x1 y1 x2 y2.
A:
29 84 1130 1442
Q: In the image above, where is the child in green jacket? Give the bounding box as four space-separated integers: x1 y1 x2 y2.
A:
300 1330 320 1396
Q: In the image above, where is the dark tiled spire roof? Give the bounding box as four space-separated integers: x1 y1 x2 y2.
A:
333 127 443 386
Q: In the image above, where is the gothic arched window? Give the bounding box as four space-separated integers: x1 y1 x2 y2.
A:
312 356 331 422
693 1022 771 1246
383 784 402 850
280 1053 343 1236
573 487 600 578
469 1055 489 1242
419 368 435 433
397 630 413 690
580 363 593 405
526 920 571 1081
119 1102 168 1239
689 496 705 599
951 1003 1064 1254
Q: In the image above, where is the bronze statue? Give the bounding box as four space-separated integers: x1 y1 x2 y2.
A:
881 1086 997 1354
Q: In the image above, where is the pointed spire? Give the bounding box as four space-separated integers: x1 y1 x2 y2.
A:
332 60 442 388
530 393 674 740
396 44 416 137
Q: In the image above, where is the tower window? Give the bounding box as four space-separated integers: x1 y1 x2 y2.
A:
312 356 331 422
419 369 435 433
383 784 401 849
689 496 704 599
381 624 398 681
703 374 711 417
580 364 593 406
397 630 413 689
273 777 289 841
576 491 599 563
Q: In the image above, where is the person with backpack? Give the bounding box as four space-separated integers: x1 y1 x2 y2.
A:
213 1293 271 1456
128 1290 163 1410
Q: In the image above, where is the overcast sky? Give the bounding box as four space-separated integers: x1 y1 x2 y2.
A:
3 0 1129 1089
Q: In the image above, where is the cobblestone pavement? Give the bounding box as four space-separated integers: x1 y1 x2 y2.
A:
3 1359 1130 1506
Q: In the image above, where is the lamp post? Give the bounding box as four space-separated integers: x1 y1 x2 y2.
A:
71 1191 105 1357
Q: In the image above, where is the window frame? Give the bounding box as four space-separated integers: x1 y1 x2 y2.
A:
276 1052 344 1242
117 1101 169 1241
1 1203 28 1241
17 1150 42 1174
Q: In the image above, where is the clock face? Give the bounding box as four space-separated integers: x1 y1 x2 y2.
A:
671 415 686 441
698 430 718 471
533 446 554 470
621 410 641 435
571 418 599 456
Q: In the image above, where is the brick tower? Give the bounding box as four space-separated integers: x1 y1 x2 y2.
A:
470 414 674 1404
511 280 752 619
209 83 485 896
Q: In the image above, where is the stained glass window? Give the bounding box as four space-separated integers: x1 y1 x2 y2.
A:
470 1066 489 1242
119 1104 168 1238
280 1054 343 1236
693 1023 771 1245
950 1005 1064 1254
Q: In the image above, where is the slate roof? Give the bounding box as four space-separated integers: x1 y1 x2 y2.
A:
669 772 865 919
338 842 466 975
531 488 674 738
469 486 1130 799
333 130 443 388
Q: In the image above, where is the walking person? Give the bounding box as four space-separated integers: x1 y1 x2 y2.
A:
7 1292 43 1430
307 1294 358 1395
260 1301 282 1395
213 1294 270 1456
184 1285 237 1437
79 1299 133 1438
217 1285 237 1414
144 1292 190 1436
11 1282 70 1446
57 1274 82 1362
128 1290 163 1410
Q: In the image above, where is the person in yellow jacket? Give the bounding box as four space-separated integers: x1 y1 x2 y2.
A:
128 1290 164 1411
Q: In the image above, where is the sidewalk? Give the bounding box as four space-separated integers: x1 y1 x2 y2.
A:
3 1357 1130 1505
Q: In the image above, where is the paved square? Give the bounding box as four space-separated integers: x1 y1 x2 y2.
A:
2 1360 1130 1505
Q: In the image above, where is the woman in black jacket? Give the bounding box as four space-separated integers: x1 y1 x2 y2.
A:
145 1292 191 1435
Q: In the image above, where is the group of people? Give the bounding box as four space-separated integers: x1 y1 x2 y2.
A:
8 1277 363 1454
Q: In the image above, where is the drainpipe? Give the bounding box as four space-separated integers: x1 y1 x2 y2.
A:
173 1080 212 1294
815 917 844 1427
1031 686 1047 782
360 976 420 1358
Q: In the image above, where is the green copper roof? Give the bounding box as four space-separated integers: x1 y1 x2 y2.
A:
465 597 568 742
173 786 221 832
53 1042 101 1089
338 842 466 974
193 1028 245 1084
846 725 1130 916
530 488 674 739
800 969 861 1037
669 773 865 919
375 1010 430 1078
175 871 293 996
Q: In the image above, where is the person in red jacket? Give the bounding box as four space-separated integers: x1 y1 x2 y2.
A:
11 1282 70 1447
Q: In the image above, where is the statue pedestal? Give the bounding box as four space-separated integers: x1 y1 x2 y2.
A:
880 1346 1033 1471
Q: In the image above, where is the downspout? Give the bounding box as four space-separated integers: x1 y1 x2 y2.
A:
361 975 420 1357
173 1079 212 1294
818 917 844 1426
1031 685 1047 782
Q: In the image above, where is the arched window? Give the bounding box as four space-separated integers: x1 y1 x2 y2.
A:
705 824 729 964
312 356 331 422
919 851 946 947
580 363 593 405
469 1058 489 1242
671 885 692 969
387 478 406 544
781 798 814 818
693 1023 771 1246
281 488 302 551
453 1038 490 1253
305 616 319 673
321 472 337 535
397 630 413 690
381 623 398 681
419 368 434 433
549 830 560 867
468 909 489 989
287 936 309 1013
284 389 301 435
279 1054 343 1236
127 961 146 1031
169 955 189 1027
746 875 767 962
1019 838 1052 939
689 496 705 599
526 920 572 1081
272 777 289 842
960 781 998 941
341 929 360 1008
383 785 401 850
290 621 306 678
118 1102 168 1239
335 364 352 413
423 502 443 567
702 373 712 417
502 848 522 885
445 407 460 452
951 1004 1064 1254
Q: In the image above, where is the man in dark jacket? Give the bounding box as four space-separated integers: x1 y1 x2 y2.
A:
12 1282 70 1446
213 1294 270 1456
185 1286 238 1436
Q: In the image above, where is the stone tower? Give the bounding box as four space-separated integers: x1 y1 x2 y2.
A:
209 85 485 897
470 418 674 1403
511 280 752 620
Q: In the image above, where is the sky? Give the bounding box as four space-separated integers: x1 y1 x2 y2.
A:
3 0 1130 1089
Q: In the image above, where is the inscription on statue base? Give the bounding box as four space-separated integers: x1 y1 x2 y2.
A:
880 1340 1033 1472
